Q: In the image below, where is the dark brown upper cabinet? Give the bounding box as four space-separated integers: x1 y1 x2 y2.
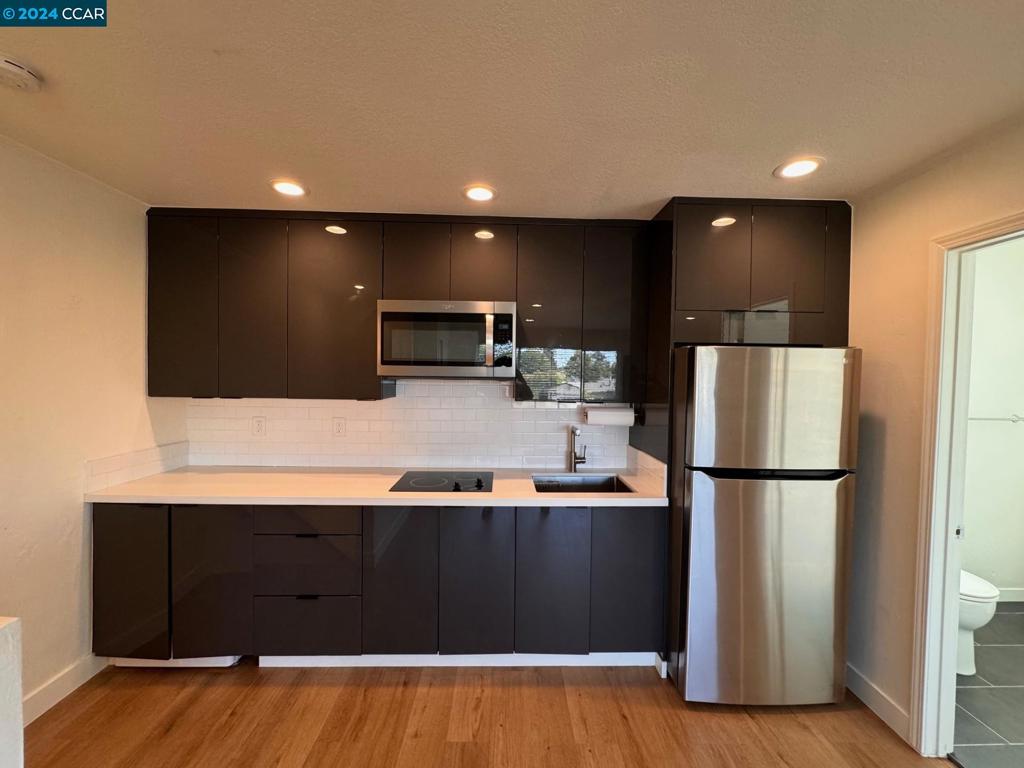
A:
382 222 451 300
750 205 826 312
515 224 585 402
147 216 219 397
674 203 752 312
450 223 517 301
218 218 288 397
582 226 642 403
288 220 385 399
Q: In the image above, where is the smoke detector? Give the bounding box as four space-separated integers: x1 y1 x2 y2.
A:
0 55 42 92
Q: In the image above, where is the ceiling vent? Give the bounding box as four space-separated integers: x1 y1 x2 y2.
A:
0 55 42 92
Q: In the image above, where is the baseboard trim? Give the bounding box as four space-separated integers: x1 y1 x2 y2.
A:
259 652 659 668
846 662 911 743
997 588 1024 602
23 654 108 725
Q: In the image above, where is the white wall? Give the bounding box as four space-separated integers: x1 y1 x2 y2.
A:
0 136 187 721
188 381 630 470
848 115 1024 741
962 236 1024 600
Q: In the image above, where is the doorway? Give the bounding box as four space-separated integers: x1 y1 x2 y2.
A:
915 225 1024 766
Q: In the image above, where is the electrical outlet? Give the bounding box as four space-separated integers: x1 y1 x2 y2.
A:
251 416 267 437
332 417 346 437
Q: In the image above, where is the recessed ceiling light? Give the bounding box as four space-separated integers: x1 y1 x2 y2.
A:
711 217 736 227
325 225 347 235
474 229 495 240
464 184 495 202
272 179 306 196
531 303 543 308
524 318 535 323
685 316 696 321
773 157 823 179
353 284 365 290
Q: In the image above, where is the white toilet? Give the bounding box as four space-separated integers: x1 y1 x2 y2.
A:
958 570 1000 676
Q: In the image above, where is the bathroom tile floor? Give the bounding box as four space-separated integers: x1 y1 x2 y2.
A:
952 603 1024 768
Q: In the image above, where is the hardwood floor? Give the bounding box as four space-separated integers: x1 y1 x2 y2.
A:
25 662 947 768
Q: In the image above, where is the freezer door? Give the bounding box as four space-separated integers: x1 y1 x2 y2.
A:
683 471 854 705
689 346 861 471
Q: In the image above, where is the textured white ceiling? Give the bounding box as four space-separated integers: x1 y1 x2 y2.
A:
1 1 1023 218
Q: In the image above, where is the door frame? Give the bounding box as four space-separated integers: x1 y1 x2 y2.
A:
910 211 1024 756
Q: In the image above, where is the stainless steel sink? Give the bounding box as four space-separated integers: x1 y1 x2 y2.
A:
532 474 635 493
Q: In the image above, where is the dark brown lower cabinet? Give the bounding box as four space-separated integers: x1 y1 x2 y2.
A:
92 504 170 659
171 505 254 658
515 507 591 654
590 507 667 652
254 596 360 655
362 507 439 653
439 507 515 654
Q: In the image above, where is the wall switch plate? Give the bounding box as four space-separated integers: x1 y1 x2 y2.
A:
251 416 267 437
332 417 346 437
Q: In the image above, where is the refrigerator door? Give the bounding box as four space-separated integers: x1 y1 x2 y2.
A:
688 346 861 471
683 470 854 705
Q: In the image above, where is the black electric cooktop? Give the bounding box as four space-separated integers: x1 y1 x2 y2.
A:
389 471 494 493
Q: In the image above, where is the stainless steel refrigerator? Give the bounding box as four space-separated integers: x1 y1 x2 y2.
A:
667 345 861 706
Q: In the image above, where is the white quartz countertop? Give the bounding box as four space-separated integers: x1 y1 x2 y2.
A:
84 466 668 507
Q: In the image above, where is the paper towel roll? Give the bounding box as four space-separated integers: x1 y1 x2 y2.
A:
585 407 635 427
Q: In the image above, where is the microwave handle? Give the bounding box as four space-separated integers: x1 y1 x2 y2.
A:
485 314 494 366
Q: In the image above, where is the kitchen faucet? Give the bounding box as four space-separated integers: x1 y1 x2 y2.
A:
569 426 587 473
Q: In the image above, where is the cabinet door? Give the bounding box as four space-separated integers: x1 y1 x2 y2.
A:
362 507 439 653
515 506 591 654
288 220 383 399
218 218 288 396
92 504 170 659
751 205 826 312
147 216 219 397
516 225 585 401
382 222 451 300
439 507 515 654
171 505 253 658
253 535 362 595
583 226 640 403
674 203 751 311
590 506 667 652
450 223 517 301
254 596 361 656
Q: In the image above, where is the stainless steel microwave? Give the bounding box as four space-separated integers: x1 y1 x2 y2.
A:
376 300 516 378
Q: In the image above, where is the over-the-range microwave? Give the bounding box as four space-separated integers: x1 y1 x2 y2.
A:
376 300 516 378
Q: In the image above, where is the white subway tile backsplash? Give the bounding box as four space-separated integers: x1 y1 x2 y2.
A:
85 440 189 492
185 380 629 470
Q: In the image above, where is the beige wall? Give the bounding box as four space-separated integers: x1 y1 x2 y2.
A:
848 116 1024 733
0 136 186 719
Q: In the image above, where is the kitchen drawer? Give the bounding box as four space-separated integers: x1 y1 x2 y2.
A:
254 596 361 655
254 535 361 595
254 505 361 535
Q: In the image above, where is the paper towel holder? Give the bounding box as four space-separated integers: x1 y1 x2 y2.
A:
584 407 635 427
